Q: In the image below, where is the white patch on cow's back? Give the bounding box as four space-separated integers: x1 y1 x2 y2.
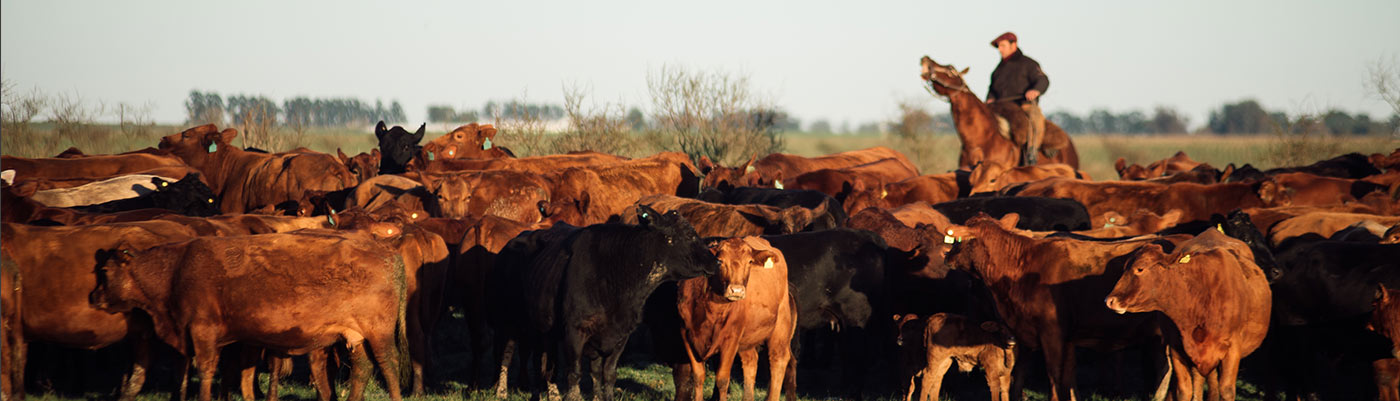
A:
0 169 13 185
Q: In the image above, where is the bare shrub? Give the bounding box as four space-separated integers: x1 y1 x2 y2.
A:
888 98 944 172
1262 112 1341 168
1369 55 1400 136
49 92 114 154
491 91 552 157
116 102 158 144
554 84 636 156
647 65 782 165
1 79 48 154
239 101 292 151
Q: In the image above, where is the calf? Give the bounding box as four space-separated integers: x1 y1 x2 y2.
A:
159 125 357 213
28 174 178 207
895 313 1015 401
1105 229 1272 401
337 148 381 183
626 194 816 237
931 196 1091 231
72 173 220 216
89 231 411 401
698 186 847 230
678 237 797 401
840 173 962 216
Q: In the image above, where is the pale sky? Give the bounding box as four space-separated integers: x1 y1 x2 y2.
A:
3 0 1398 130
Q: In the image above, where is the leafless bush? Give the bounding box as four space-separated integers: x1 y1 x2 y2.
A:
888 98 944 172
239 102 293 151
647 65 781 165
116 102 157 143
1369 55 1400 136
491 91 552 157
1262 112 1341 168
1 81 47 140
48 92 114 153
553 85 637 156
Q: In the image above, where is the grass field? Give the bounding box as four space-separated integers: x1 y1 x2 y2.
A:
3 123 1396 181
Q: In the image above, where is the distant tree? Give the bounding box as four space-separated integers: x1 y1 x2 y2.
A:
1047 110 1086 134
1322 110 1359 135
389 101 407 124
1087 109 1118 133
1148 106 1189 134
626 107 647 131
427 104 456 123
1208 99 1278 134
185 90 225 126
808 119 832 134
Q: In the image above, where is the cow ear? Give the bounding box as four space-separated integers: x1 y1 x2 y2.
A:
1257 180 1278 204
1378 284 1390 304
836 181 856 203
698 156 714 174
482 125 498 140
371 148 382 160
337 148 351 164
997 213 1020 229
636 204 661 226
752 248 779 269
1114 158 1128 175
415 172 440 190
414 123 427 142
575 191 592 215
217 128 238 144
375 121 388 140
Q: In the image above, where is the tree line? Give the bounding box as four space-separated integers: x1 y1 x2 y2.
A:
186 90 408 128
1045 99 1398 135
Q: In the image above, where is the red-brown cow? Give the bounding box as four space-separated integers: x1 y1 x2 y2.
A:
420 123 505 161
1 153 188 182
969 161 1080 194
1015 177 1285 228
625 194 817 237
1114 151 1202 180
782 157 921 197
416 170 552 222
548 159 704 225
699 147 916 189
2 221 198 400
417 150 628 173
894 313 1015 401
841 173 961 217
159 125 357 213
2 256 23 400
1268 212 1400 246
944 215 1184 401
88 231 410 401
1105 229 1271 401
338 148 381 183
678 237 796 401
1369 286 1400 401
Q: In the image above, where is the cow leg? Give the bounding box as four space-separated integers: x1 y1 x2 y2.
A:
671 362 694 401
192 337 222 401
919 356 952 401
1190 368 1205 401
118 336 150 401
308 349 333 401
561 333 586 401
346 345 371 401
407 296 426 397
1216 351 1241 401
239 346 261 401
1151 345 1173 401
5 318 24 401
597 351 622 401
1374 358 1400 401
540 346 560 401
782 355 797 401
714 340 743 401
1166 347 1193 401
1040 340 1071 401
1009 346 1028 401
685 342 706 401
266 356 282 401
365 335 404 401
178 354 191 401
739 348 758 401
766 342 793 401
493 338 515 398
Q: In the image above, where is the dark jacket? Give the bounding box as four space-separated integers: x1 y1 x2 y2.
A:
987 49 1049 105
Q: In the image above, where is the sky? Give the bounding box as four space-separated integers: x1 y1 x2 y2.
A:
3 0 1399 130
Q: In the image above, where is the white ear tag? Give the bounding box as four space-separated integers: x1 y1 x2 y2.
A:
763 257 774 269
745 165 756 173
483 138 493 150
944 229 956 244
1178 254 1191 264
774 181 784 189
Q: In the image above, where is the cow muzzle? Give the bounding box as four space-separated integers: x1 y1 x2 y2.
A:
1104 296 1127 314
724 285 747 301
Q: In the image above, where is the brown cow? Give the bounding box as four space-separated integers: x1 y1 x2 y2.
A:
783 157 921 197
1369 286 1400 401
348 174 444 218
547 159 704 225
1261 171 1387 206
678 237 796 401
2 256 23 400
841 173 961 217
2 221 198 400
1075 209 1185 239
9 165 206 190
1105 229 1271 401
159 125 357 213
421 123 505 161
1 153 188 182
88 231 410 401
699 147 916 189
1115 151 1202 180
1016 177 1284 228
417 150 628 173
416 170 552 222
1267 212 1400 246
894 313 1015 401
625 194 816 237
944 215 1181 401
969 161 1080 194
338 148 381 183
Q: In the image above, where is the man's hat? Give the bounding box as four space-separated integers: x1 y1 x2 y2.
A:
990 32 1017 47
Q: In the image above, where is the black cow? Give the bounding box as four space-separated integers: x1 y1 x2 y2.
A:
697 186 847 230
375 121 424 175
1224 153 1382 183
1262 239 1400 400
931 196 1091 231
487 204 719 401
71 173 219 216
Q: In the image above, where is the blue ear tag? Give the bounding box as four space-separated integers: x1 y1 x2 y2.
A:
483 138 493 150
327 214 336 226
208 143 218 153
641 212 649 219
427 151 435 161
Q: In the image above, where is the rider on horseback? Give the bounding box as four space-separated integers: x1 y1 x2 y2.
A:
985 32 1051 166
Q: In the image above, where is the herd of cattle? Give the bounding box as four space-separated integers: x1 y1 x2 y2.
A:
0 121 1398 401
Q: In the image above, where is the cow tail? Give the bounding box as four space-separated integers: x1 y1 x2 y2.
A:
390 254 412 390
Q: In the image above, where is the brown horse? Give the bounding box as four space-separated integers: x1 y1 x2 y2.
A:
920 56 1078 170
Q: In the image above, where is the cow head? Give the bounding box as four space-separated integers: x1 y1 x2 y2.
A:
416 172 474 219
1104 244 1177 314
1384 224 1400 245
969 161 1012 193
1255 179 1294 207
150 173 220 217
375 121 425 175
1214 210 1281 281
1370 284 1400 359
706 237 782 302
338 148 381 183
637 204 720 280
424 123 502 160
89 245 140 313
699 154 758 189
159 125 238 168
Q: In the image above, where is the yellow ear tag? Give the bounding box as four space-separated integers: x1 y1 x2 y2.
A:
881 188 888 198
161 181 169 187
1178 254 1191 264
763 257 774 269
387 229 395 235
411 213 419 219
745 165 756 173
1109 217 1117 224
1216 224 1224 234
207 198 214 203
